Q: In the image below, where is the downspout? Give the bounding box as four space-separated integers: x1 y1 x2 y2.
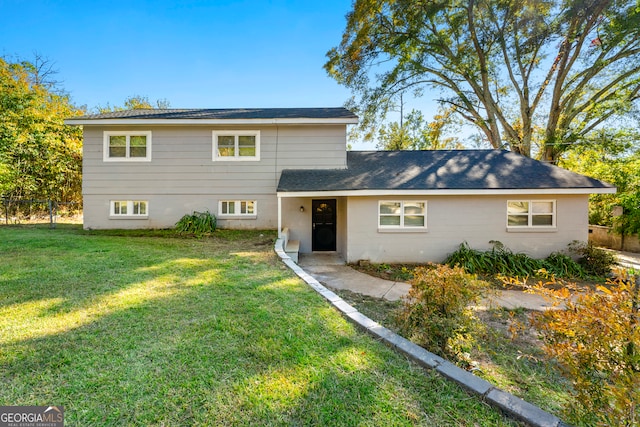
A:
278 196 282 238
275 124 282 238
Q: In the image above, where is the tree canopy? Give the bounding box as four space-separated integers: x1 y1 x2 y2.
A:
326 0 640 162
96 95 170 113
0 56 83 203
377 106 464 150
560 128 640 235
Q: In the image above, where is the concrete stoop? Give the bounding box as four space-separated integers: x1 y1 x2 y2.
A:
275 239 567 427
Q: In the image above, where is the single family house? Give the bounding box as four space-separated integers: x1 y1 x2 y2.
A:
65 108 615 263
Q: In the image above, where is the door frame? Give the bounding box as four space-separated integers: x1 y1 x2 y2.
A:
311 199 337 251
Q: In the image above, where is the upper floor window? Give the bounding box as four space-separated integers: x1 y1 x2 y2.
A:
379 201 427 229
103 131 152 161
507 200 556 228
212 131 260 161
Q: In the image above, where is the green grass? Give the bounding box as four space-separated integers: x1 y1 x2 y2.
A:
337 288 573 421
0 226 518 426
471 309 572 416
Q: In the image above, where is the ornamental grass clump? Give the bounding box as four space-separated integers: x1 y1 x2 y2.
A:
397 263 490 361
175 211 217 237
444 241 612 279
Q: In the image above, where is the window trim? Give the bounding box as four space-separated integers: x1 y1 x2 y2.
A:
506 199 556 229
109 200 149 218
212 131 260 161
378 200 428 231
218 200 257 218
103 131 152 162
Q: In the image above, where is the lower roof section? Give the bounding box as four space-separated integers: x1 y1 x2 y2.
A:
277 150 616 196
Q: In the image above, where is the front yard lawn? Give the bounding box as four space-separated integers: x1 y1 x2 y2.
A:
0 226 518 426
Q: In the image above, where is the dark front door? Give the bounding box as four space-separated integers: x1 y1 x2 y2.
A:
312 199 337 251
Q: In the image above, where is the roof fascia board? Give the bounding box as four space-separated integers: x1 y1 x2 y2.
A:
64 117 359 126
277 187 617 197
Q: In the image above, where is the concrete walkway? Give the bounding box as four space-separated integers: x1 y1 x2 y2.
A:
608 249 640 270
279 244 564 426
298 250 640 311
299 253 412 302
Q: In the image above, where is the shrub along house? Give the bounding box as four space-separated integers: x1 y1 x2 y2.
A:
66 108 615 263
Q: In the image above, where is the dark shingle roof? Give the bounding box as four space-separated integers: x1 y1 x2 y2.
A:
70 107 357 121
277 150 614 192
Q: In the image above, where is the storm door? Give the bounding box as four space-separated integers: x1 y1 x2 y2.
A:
311 199 336 251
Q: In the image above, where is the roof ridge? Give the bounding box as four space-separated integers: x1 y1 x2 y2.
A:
68 107 358 121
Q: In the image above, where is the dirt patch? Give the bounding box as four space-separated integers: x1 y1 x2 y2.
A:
349 262 420 282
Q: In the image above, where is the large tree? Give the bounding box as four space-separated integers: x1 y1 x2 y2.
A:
0 56 83 203
326 0 640 162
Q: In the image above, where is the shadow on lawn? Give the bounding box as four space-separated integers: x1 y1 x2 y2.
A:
0 228 515 426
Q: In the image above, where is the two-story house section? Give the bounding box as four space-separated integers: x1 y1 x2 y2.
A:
65 108 358 231
67 107 615 264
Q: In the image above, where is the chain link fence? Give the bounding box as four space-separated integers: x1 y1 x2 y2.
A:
1 198 82 228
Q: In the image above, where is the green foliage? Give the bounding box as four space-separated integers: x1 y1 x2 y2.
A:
508 272 640 426
326 0 640 161
397 263 490 361
616 191 640 236
0 56 83 203
95 95 170 113
445 241 594 278
174 211 217 236
560 130 640 235
568 241 617 277
541 252 586 278
376 107 463 150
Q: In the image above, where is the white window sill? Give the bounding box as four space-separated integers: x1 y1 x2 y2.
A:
218 215 257 220
506 227 557 233
378 228 428 233
109 216 149 220
103 158 152 162
213 157 260 162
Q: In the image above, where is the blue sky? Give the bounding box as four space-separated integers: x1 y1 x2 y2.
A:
1 0 356 110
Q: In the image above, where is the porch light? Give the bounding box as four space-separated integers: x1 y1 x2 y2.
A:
300 206 305 212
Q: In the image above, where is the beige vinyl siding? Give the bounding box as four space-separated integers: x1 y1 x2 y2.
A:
344 194 589 263
82 124 346 229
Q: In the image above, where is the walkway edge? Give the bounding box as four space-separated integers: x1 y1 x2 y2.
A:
275 239 565 427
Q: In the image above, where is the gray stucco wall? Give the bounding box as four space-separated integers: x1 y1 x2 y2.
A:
344 194 589 263
281 196 347 254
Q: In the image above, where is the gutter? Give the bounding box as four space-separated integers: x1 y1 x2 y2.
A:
64 117 359 126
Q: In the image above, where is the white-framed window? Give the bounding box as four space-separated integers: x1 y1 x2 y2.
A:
212 131 260 161
379 201 427 229
103 131 152 161
219 200 257 217
110 200 149 217
507 200 556 228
